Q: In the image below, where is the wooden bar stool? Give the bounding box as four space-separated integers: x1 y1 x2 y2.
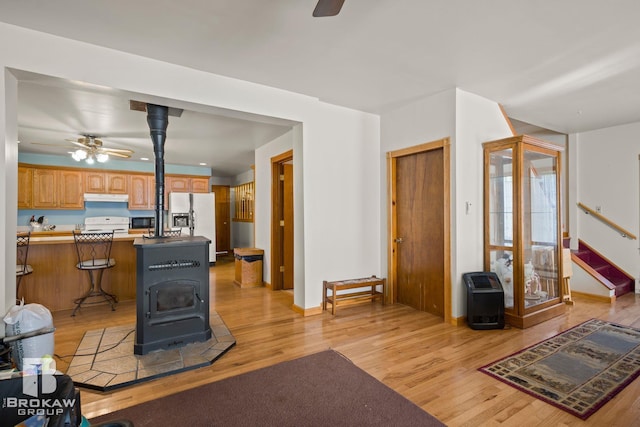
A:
72 231 117 316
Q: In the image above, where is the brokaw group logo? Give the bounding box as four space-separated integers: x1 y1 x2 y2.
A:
2 357 76 418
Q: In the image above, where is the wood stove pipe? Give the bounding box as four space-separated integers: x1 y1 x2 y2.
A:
146 104 169 238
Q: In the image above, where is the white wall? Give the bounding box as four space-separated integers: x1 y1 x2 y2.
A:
380 88 512 320
0 23 380 314
574 122 640 283
453 90 513 317
380 88 457 279
300 106 380 309
1 70 18 334
255 130 294 284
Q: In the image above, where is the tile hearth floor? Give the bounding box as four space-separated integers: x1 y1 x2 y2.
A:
65 311 236 392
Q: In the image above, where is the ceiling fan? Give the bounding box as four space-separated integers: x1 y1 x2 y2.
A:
313 0 345 17
31 135 134 164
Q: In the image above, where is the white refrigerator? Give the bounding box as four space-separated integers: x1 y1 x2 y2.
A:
169 192 217 263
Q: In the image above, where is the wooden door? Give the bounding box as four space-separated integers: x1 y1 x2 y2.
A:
395 149 445 317
211 185 231 255
283 163 294 290
271 150 293 291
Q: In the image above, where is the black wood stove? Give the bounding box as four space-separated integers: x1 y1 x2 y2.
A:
132 103 211 355
133 236 212 355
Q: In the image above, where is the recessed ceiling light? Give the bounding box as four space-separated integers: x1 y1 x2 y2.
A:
199 162 207 166
140 157 149 161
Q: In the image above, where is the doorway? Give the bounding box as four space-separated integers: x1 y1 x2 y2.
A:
271 150 294 290
388 138 451 321
211 185 231 256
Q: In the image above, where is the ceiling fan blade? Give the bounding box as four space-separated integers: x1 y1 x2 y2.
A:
65 138 92 149
106 151 131 159
30 141 76 148
313 0 345 17
101 147 134 154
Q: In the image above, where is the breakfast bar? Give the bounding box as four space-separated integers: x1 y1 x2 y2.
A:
17 230 142 312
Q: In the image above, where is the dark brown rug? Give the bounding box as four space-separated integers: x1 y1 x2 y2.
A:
91 349 445 427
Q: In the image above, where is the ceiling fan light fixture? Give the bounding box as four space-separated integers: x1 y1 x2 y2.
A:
85 156 95 165
72 149 87 161
96 153 109 163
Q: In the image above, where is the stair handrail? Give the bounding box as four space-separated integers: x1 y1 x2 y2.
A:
577 202 637 240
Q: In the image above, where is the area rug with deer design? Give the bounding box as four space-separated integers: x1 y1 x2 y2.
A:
479 319 640 419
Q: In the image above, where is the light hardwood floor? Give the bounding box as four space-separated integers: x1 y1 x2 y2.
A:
51 256 640 426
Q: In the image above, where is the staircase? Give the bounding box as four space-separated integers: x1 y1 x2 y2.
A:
573 240 635 297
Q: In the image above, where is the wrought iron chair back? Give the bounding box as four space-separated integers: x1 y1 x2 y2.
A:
146 228 182 238
16 232 33 295
71 231 117 316
73 231 116 269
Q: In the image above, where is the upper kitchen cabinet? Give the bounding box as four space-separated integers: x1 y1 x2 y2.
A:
107 173 128 193
166 175 210 193
17 166 33 209
166 176 190 193
128 174 154 210
483 135 564 328
191 177 210 193
32 167 84 209
84 171 128 194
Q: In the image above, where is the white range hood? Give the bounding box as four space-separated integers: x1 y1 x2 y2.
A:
84 193 129 203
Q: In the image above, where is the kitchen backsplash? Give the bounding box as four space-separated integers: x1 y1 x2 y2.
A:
18 202 163 228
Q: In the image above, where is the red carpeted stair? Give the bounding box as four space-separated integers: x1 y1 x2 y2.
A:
574 240 635 297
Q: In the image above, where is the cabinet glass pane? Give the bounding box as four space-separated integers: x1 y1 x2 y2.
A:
522 149 558 308
488 148 513 246
489 249 514 310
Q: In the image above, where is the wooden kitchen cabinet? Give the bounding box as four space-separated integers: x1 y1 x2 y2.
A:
191 177 210 193
32 168 84 209
107 173 128 193
85 171 106 193
17 166 33 209
84 171 128 194
58 170 84 208
483 135 565 328
167 176 190 193
129 174 154 210
32 168 58 208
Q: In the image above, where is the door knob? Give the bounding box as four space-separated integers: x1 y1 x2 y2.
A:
394 237 404 243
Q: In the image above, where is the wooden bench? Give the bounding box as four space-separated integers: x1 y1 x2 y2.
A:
322 275 386 315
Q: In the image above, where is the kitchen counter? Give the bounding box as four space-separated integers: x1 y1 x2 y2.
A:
27 229 146 244
17 230 143 312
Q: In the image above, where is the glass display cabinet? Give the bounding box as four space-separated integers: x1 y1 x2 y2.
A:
483 135 565 328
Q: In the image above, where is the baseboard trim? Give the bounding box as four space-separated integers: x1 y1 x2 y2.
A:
450 316 466 327
572 290 616 304
292 304 323 317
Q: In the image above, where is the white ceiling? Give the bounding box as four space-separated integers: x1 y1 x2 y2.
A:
3 0 640 174
14 71 295 176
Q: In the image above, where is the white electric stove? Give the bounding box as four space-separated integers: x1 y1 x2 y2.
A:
83 216 130 234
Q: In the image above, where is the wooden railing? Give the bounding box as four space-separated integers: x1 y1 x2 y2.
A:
233 181 254 222
577 202 637 240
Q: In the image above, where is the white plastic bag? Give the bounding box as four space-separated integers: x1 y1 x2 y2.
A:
3 301 54 370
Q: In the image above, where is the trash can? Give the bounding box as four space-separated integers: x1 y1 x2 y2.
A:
233 248 264 288
462 272 505 330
